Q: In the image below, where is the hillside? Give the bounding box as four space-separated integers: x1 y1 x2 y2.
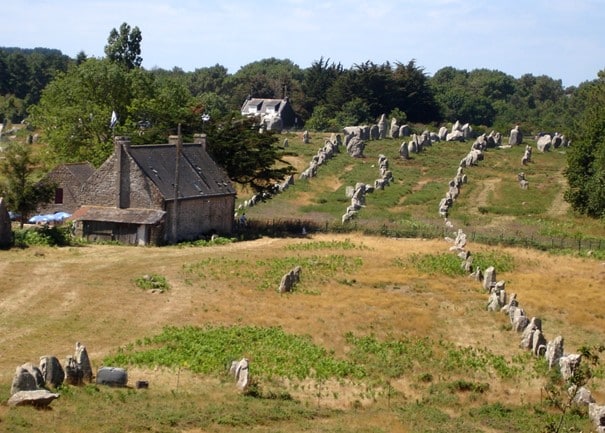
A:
1 131 605 432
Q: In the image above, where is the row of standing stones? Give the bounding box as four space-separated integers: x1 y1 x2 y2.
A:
264 118 602 429
436 130 605 432
240 116 569 221
8 342 130 408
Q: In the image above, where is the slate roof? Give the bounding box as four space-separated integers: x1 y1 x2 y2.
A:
241 98 285 115
62 162 95 183
71 206 165 224
127 143 236 200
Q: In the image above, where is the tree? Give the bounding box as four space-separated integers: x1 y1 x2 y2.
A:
0 142 54 227
204 115 295 193
564 72 605 218
104 22 143 70
29 58 134 166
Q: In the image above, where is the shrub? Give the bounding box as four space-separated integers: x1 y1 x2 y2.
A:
134 274 170 291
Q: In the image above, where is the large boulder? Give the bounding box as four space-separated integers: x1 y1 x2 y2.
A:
96 366 128 387
589 403 605 431
8 390 60 408
346 136 365 158
11 363 45 395
536 134 552 152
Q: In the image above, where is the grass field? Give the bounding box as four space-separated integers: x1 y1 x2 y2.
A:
1 130 605 432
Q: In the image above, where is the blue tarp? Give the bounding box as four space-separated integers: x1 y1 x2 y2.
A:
28 212 71 224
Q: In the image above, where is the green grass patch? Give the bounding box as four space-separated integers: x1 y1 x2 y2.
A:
133 274 170 291
285 238 369 251
395 250 515 277
105 325 364 380
182 254 363 291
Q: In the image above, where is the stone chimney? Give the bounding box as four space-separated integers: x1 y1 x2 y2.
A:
114 136 131 209
193 133 206 150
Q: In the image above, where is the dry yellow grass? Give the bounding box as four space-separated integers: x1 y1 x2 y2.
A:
1 233 604 409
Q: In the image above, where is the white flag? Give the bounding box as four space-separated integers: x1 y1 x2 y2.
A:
110 110 118 128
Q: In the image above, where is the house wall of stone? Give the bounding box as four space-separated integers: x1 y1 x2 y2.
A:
165 194 235 242
80 153 163 209
38 167 82 214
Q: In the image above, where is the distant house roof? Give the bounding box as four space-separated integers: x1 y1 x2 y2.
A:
127 143 236 200
71 206 166 225
241 98 286 116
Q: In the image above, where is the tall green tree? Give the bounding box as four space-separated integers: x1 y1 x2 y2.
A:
29 58 134 166
104 22 143 70
0 142 54 227
204 115 295 193
564 72 605 218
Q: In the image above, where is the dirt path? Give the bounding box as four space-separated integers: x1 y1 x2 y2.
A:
546 169 571 217
473 177 500 211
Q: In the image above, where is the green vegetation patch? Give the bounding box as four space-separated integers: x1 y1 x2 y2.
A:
395 250 515 277
133 274 170 291
285 238 369 251
182 254 363 291
105 325 363 380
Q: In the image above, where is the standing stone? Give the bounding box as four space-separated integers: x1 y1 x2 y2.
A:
39 355 65 389
302 130 309 144
536 135 552 152
545 336 564 369
509 125 523 145
438 126 448 141
512 308 529 332
559 354 582 381
399 141 409 160
278 266 302 293
571 385 595 405
531 329 547 356
520 317 542 350
230 358 250 391
589 403 605 432
377 114 387 139
369 124 380 140
389 118 399 138
64 355 83 385
482 266 496 291
11 363 44 395
346 136 365 158
75 342 93 383
399 124 411 137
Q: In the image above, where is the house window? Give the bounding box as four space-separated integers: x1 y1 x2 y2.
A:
55 188 64 204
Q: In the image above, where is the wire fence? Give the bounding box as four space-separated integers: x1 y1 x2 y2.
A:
239 217 605 253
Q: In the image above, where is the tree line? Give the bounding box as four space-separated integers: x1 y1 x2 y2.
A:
0 22 603 219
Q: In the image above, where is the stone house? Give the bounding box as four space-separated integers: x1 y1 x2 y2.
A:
71 134 236 245
241 96 297 131
38 162 95 215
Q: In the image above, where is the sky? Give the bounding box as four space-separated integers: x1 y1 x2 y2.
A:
3 0 604 88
